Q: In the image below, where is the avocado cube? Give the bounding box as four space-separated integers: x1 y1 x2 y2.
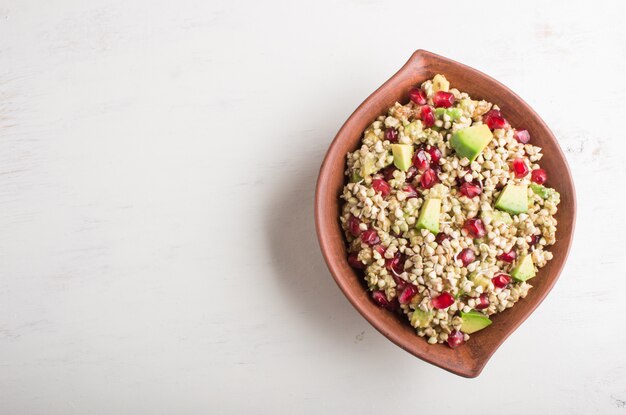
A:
435 107 463 121
432 74 450 92
511 254 536 282
391 144 413 172
468 272 491 290
460 310 492 334
416 198 441 233
450 124 493 162
530 183 559 200
480 210 513 225
410 309 433 328
350 170 363 183
495 183 528 214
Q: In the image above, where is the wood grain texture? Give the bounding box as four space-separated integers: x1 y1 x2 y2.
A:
316 50 576 377
0 0 625 413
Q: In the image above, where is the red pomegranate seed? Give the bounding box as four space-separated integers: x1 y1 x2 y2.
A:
531 168 547 184
457 248 476 266
447 330 465 349
463 218 486 238
510 158 530 178
348 215 362 237
427 145 442 164
433 91 455 108
412 148 430 171
475 293 490 310
435 233 449 244
513 129 530 144
384 128 399 143
371 290 390 307
348 253 364 269
492 273 511 289
420 106 435 128
420 168 438 189
390 272 407 291
483 109 510 130
372 178 391 197
385 252 405 276
374 244 386 256
406 166 418 181
399 284 418 304
459 180 482 198
361 229 380 246
432 291 455 309
381 165 397 182
497 249 517 263
529 234 540 246
408 87 427 105
402 184 418 199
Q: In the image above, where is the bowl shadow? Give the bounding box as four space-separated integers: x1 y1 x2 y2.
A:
264 148 402 362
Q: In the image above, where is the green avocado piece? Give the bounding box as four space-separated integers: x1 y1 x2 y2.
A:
435 107 463 121
468 272 490 290
360 153 378 177
495 183 528 214
391 144 413 172
350 170 363 182
432 74 450 92
530 183 559 200
416 198 441 233
460 310 492 334
480 210 513 225
411 309 433 328
511 254 536 282
450 124 493 162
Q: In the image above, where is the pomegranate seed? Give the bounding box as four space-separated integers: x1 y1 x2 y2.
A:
391 274 407 291
381 165 397 182
402 184 418 199
420 168 438 189
385 252 405 276
399 284 418 304
513 129 530 144
510 158 530 178
361 229 380 246
475 293 490 310
374 244 386 256
371 290 390 307
348 215 362 237
497 249 517 263
433 91 455 108
406 166 418 181
531 168 547 185
435 233 449 245
408 87 427 105
463 218 486 238
420 106 435 128
412 148 430 171
447 330 465 349
492 273 511 289
384 128 399 143
483 109 510 130
426 145 442 164
348 253 364 269
372 178 391 197
459 180 482 198
529 234 540 246
457 248 476 266
432 291 455 309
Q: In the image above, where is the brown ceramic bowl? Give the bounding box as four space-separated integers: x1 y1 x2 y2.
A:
315 50 576 378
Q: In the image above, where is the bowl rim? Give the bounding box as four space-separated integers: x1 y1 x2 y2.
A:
314 50 576 377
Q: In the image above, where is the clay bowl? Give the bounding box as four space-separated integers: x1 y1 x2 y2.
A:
314 50 576 377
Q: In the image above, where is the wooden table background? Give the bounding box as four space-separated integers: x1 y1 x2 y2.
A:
1 0 624 413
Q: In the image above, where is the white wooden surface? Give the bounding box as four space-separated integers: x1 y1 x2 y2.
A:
1 0 625 413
